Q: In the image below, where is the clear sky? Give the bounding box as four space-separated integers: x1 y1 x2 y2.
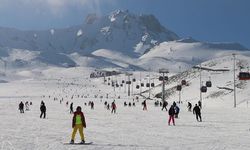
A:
0 0 249 48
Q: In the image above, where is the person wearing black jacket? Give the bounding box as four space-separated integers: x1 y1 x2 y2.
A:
168 105 175 126
162 101 168 111
70 102 74 114
193 104 202 122
40 102 46 118
19 101 24 113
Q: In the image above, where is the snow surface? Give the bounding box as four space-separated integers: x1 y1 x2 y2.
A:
0 57 250 150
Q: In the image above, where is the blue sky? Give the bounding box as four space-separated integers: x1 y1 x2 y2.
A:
0 0 249 48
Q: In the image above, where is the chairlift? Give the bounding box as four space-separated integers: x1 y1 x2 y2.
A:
146 83 150 87
206 81 212 87
108 83 110 85
159 76 163 81
238 72 250 80
181 80 187 85
120 84 123 87
133 78 136 82
122 80 125 83
116 84 119 87
136 85 140 89
141 83 144 87
151 83 155 87
165 76 169 81
126 81 131 84
159 76 168 81
201 86 207 93
177 85 182 91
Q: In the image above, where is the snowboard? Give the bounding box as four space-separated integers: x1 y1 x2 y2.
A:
64 142 93 145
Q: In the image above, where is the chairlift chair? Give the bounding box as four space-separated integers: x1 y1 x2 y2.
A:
201 86 207 93
206 81 212 87
181 80 186 85
177 85 182 91
238 72 250 80
151 83 155 87
141 83 144 87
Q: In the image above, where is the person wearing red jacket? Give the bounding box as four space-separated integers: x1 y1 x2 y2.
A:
70 106 86 144
168 105 175 126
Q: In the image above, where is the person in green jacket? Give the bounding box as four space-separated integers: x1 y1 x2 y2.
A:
70 106 86 144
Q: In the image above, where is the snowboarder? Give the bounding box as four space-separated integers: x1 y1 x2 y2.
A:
19 101 24 113
187 102 192 112
40 102 46 118
142 100 147 111
70 102 74 114
168 105 175 126
193 104 202 122
70 106 86 144
162 101 168 111
111 101 116 113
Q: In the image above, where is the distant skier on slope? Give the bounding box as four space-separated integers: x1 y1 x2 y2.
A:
162 101 168 111
142 100 147 111
70 106 86 144
175 105 180 118
70 102 74 114
19 101 24 113
198 100 202 109
111 101 116 113
40 102 46 119
187 102 192 112
193 104 202 122
168 105 175 126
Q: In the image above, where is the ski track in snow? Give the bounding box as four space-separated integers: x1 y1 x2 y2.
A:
0 68 250 150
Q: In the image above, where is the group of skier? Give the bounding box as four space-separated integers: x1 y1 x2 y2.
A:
18 100 46 119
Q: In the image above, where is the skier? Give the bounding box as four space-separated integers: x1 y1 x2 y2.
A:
168 105 175 126
70 102 74 114
162 101 168 111
111 101 116 113
193 104 202 122
25 101 29 111
173 101 176 107
142 100 147 111
19 101 24 113
40 102 46 119
175 105 180 118
107 104 110 110
124 102 127 107
90 101 94 109
198 100 202 109
187 102 192 112
70 106 86 144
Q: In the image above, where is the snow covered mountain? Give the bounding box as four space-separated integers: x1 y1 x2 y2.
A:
0 10 178 67
0 10 249 71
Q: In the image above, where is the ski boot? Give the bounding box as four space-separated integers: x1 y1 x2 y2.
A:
80 140 85 144
70 140 74 144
